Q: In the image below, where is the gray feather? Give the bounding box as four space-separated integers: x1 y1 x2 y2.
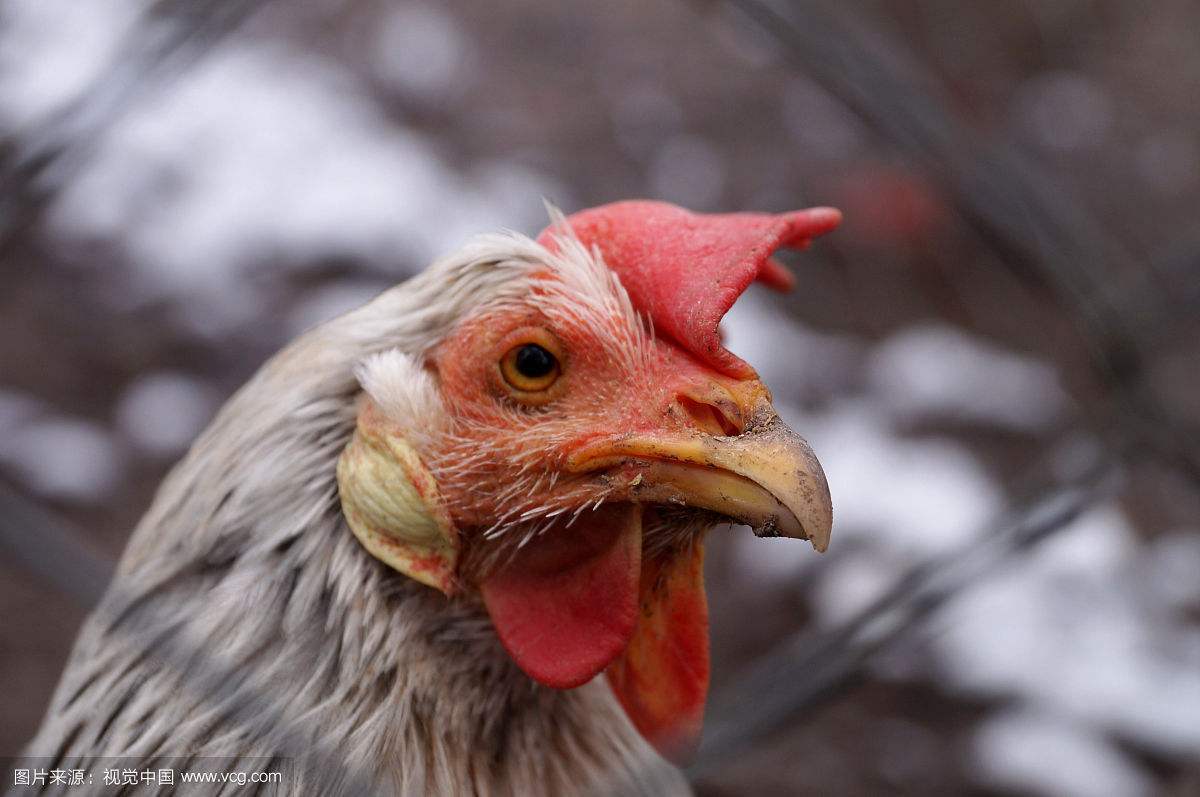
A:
23 239 688 796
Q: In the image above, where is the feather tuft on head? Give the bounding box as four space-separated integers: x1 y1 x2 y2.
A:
357 349 445 447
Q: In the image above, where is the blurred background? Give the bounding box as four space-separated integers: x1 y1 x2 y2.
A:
2 0 1199 794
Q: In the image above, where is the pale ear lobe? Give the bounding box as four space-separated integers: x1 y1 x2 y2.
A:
336 399 459 595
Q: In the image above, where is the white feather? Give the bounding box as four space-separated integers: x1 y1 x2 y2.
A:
356 348 444 447
25 208 687 795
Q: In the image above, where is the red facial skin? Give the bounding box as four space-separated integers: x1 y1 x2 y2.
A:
425 297 749 761
428 304 754 536
418 203 840 762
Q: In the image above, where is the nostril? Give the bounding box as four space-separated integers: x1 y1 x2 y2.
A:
677 395 743 437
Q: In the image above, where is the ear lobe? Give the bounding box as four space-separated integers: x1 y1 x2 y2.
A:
337 399 460 595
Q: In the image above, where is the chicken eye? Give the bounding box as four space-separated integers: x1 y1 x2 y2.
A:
501 343 560 393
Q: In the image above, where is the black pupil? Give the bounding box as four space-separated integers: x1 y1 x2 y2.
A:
514 344 556 379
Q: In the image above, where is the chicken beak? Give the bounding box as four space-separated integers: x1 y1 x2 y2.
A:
556 392 831 762
566 403 833 552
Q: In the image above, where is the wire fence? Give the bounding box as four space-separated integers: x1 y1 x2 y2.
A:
690 445 1120 780
1 0 1197 794
716 0 1200 483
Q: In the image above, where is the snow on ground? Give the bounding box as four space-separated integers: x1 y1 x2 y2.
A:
867 322 1071 432
937 504 1200 757
0 413 125 503
114 372 221 458
45 42 512 334
799 401 1005 556
0 0 142 130
0 388 125 502
722 289 862 401
724 293 1198 792
973 707 1154 797
370 3 472 102
0 0 568 498
806 547 897 626
724 294 1005 596
1 0 566 339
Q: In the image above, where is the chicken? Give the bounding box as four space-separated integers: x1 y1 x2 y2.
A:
25 200 839 795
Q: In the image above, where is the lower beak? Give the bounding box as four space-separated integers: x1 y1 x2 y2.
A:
566 409 832 551
556 404 831 761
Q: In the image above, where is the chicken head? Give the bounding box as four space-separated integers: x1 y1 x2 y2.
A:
337 200 840 762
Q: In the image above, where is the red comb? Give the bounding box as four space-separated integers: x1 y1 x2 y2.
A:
537 200 841 378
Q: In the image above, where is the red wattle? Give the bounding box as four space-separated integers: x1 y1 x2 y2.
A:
606 540 710 764
480 505 642 689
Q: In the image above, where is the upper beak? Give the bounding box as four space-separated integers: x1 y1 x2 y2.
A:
566 399 832 552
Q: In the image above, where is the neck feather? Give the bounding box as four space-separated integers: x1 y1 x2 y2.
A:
29 275 683 794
